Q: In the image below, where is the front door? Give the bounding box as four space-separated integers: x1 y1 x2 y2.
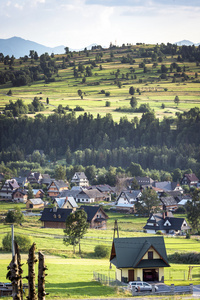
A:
128 270 134 282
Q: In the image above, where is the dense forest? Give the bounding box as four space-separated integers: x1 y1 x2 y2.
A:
0 107 200 175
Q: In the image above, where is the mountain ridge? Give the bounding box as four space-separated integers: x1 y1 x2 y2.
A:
0 37 199 58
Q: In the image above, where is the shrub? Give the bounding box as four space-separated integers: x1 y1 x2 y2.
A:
156 230 163 235
2 233 32 252
94 245 110 258
5 207 24 224
186 233 191 239
105 92 110 97
105 101 111 107
168 252 200 264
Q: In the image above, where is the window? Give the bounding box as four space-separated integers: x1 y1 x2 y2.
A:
148 251 153 259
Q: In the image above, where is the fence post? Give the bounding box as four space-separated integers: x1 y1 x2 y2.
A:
6 253 21 300
38 251 48 300
27 243 37 300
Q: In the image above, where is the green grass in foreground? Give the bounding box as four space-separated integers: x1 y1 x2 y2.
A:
0 255 199 299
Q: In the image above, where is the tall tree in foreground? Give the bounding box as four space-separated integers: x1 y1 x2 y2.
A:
186 189 200 232
63 210 88 254
135 188 160 216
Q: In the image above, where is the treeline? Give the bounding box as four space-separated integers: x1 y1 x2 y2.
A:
0 108 200 172
1 43 200 88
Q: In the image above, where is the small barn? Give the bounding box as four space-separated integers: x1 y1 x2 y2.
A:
26 198 44 209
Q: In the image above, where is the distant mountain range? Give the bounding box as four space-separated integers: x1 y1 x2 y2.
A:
175 40 200 46
0 37 199 58
0 36 98 58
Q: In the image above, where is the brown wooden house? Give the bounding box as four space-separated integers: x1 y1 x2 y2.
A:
40 207 73 229
40 205 108 229
12 188 28 203
47 180 69 198
80 205 109 229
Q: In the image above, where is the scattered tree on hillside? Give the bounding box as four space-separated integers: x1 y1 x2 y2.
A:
130 96 137 109
77 89 83 99
174 95 180 106
129 86 135 96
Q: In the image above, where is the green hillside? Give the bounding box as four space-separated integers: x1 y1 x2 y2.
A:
0 43 200 121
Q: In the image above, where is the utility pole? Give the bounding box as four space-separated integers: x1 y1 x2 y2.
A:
11 224 15 258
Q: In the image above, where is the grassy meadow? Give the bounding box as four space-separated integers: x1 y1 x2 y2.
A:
0 44 200 122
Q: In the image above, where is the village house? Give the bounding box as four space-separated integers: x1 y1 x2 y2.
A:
26 198 44 209
40 205 108 229
71 172 89 187
114 190 142 213
32 189 45 199
14 176 28 188
75 189 104 203
160 196 178 211
40 174 52 187
47 180 69 198
153 181 183 194
40 207 73 229
12 188 28 203
90 184 115 201
181 173 199 187
143 211 190 235
110 236 170 283
53 196 78 210
27 172 43 185
80 205 109 229
0 179 19 199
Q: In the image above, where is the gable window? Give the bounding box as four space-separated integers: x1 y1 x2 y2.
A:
148 251 153 260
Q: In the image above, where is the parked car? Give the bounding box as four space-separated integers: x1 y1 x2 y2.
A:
128 281 158 292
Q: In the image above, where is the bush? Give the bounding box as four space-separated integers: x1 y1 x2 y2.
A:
5 207 24 224
94 245 110 258
168 252 200 264
186 233 191 239
105 101 111 107
2 233 32 252
105 92 110 97
156 230 163 235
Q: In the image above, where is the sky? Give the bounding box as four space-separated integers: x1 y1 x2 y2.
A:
1 0 200 49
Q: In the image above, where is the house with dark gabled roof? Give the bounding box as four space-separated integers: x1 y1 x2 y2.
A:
12 188 28 203
80 205 109 229
47 180 69 198
40 207 73 229
71 172 89 187
110 236 170 283
0 179 19 199
40 174 52 186
75 189 104 203
181 173 199 187
40 205 108 229
14 176 28 188
114 190 142 212
153 181 183 193
160 196 178 211
143 211 190 235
